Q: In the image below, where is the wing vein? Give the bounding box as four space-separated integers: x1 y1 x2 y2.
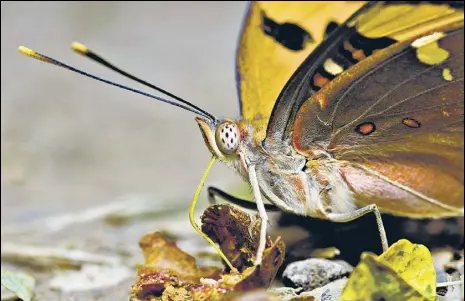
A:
333 47 463 134
348 162 464 212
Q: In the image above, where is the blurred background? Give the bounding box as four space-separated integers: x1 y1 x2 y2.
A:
2 1 249 224
1 1 249 299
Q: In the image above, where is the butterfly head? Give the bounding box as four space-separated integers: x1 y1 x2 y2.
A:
196 117 242 160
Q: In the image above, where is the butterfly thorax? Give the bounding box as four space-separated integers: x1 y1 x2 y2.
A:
197 116 359 219
255 138 358 218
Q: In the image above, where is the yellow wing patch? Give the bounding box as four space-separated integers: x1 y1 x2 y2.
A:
236 1 366 128
354 2 463 40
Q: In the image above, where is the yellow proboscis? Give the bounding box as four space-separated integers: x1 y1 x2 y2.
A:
189 156 237 272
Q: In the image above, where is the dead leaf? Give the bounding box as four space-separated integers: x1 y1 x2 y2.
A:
131 232 221 300
340 239 437 301
139 231 220 281
130 204 286 301
379 239 437 298
201 204 267 272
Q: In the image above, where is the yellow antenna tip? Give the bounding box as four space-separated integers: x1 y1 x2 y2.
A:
71 42 89 54
18 46 36 56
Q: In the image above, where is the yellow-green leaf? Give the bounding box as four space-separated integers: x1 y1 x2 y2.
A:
378 239 436 300
1 267 35 301
340 239 436 301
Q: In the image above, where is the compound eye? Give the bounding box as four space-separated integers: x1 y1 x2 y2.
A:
215 122 240 155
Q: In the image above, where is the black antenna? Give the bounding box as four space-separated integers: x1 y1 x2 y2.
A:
71 42 216 121
18 46 215 121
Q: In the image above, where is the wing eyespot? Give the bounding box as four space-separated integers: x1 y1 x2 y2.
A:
355 122 376 136
402 118 421 128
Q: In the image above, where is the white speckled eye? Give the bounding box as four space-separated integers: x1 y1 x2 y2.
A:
215 122 240 155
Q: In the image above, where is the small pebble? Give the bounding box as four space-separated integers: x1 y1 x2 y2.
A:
282 258 353 292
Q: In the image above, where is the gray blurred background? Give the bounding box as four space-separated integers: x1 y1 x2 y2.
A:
1 1 248 223
1 2 250 298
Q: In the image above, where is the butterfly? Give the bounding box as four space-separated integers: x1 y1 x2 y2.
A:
201 0 464 269
19 1 464 273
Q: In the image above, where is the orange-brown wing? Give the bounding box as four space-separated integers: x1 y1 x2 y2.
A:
292 4 464 217
336 28 463 217
236 1 366 139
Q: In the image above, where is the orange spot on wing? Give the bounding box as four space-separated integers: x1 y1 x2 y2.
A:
343 40 366 61
402 118 421 128
352 49 367 61
355 122 376 135
313 73 330 88
343 41 355 52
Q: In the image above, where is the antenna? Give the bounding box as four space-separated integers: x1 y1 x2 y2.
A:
71 42 216 121
18 46 215 121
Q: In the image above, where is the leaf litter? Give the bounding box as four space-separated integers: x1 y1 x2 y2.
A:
130 203 463 301
130 204 285 300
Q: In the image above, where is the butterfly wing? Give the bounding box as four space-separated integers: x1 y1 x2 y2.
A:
265 1 464 145
289 2 464 217
236 1 366 139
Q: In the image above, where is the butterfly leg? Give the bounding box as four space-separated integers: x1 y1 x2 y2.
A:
208 186 280 211
248 164 269 266
326 204 389 252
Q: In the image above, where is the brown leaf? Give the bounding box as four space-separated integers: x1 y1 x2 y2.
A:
139 232 220 281
130 204 286 301
201 204 272 272
131 232 222 300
